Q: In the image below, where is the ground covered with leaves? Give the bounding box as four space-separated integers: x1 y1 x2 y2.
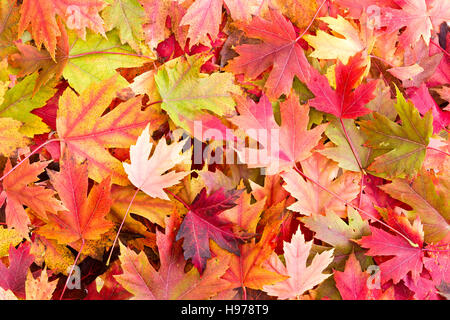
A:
0 0 449 300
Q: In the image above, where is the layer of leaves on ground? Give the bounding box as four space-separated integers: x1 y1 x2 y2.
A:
0 0 449 300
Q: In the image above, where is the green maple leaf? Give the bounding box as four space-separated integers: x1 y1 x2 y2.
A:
102 0 145 52
0 74 55 137
155 54 241 136
320 117 372 172
381 171 449 243
64 30 148 93
359 88 432 179
301 208 370 255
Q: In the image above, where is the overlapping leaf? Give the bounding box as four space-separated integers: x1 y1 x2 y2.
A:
360 88 433 178
225 9 314 99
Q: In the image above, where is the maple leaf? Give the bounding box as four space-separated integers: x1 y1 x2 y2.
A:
307 52 377 119
281 152 361 217
271 0 318 29
304 15 371 64
10 26 145 94
407 84 450 133
211 188 288 293
333 0 390 18
3 0 449 302
180 0 223 47
393 39 444 88
9 19 69 95
1 159 64 237
111 186 176 227
334 253 370 300
380 0 450 47
301 207 370 256
0 74 56 137
225 9 314 99
56 76 165 185
423 241 450 286
0 0 20 59
102 0 145 52
25 268 57 300
0 243 34 299
31 235 74 275
180 0 260 46
262 226 334 300
139 0 173 49
115 212 231 299
0 228 22 258
359 214 425 284
334 252 395 300
359 87 433 178
176 187 242 273
140 0 190 49
319 118 371 172
230 93 327 174
85 261 132 300
155 54 240 137
123 123 190 200
388 64 425 82
38 152 114 244
380 170 449 243
64 29 148 93
0 118 28 157
223 0 262 22
18 0 107 59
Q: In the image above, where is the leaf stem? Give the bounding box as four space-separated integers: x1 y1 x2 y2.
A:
106 187 140 266
339 118 365 173
294 0 327 43
292 165 419 248
0 138 61 182
429 39 450 58
144 100 163 108
427 147 450 157
338 118 366 207
60 238 85 300
164 189 190 210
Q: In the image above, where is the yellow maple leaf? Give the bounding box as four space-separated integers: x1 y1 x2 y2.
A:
304 15 374 64
0 228 23 258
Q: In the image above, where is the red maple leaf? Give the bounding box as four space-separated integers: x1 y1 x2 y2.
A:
0 243 34 299
307 51 377 119
407 84 450 133
380 0 450 47
176 187 243 272
358 213 425 284
334 253 396 300
225 9 314 99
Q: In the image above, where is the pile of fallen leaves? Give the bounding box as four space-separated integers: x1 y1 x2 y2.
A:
0 0 449 300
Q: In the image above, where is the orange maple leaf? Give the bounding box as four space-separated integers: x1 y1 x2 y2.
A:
18 0 107 59
114 211 231 299
1 159 64 237
38 152 114 244
212 189 288 295
56 76 166 185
